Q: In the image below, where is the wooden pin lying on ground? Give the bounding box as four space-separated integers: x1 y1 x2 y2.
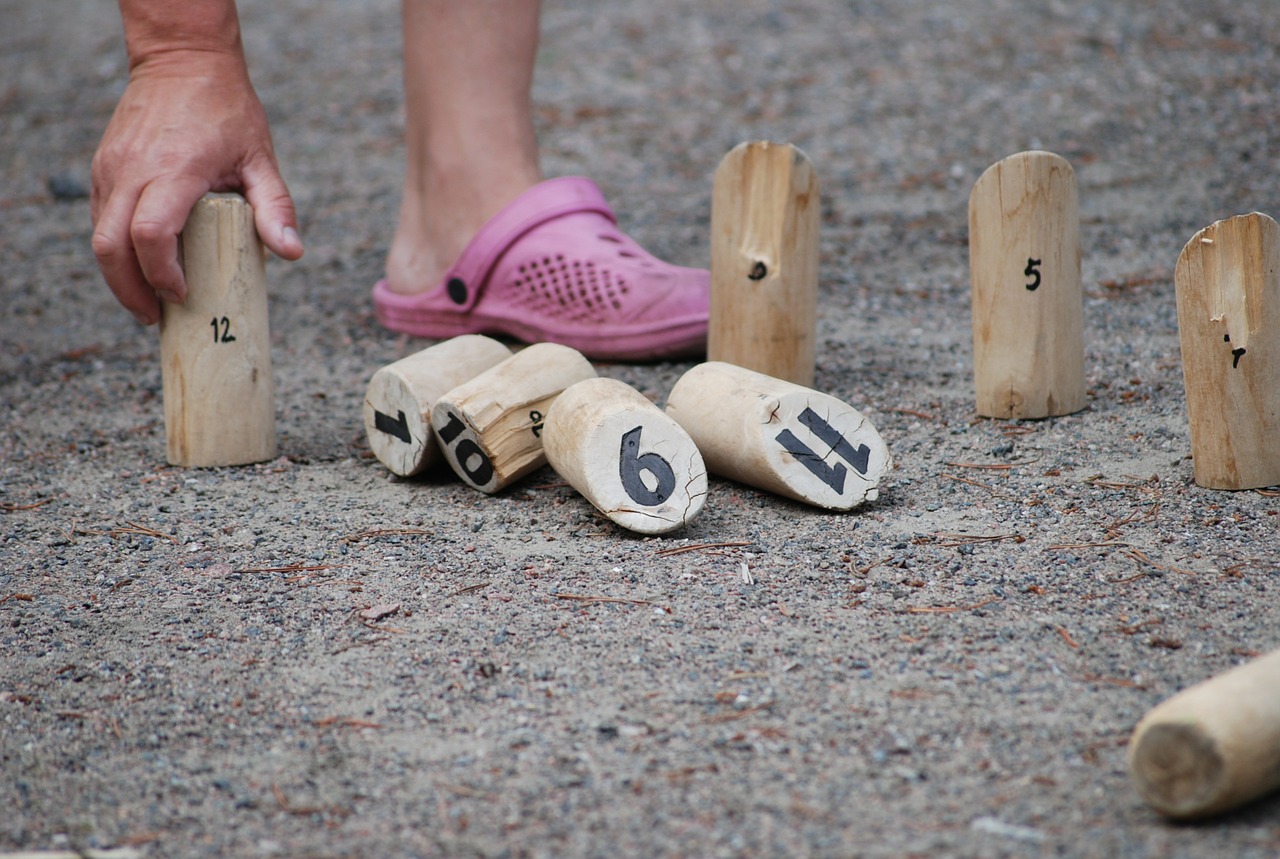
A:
543 377 707 534
160 193 276 467
709 141 819 386
665 362 891 510
363 335 513 477
969 150 1085 419
1174 212 1280 490
431 342 596 493
1129 648 1280 819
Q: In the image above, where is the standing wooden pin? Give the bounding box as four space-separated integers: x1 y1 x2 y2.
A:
665 362 891 511
363 335 513 477
709 141 819 386
431 342 597 493
1129 648 1280 819
969 150 1085 419
1174 212 1280 490
542 378 707 534
160 193 276 467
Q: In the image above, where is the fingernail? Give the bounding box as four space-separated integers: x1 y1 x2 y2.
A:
158 289 182 304
283 225 302 250
132 311 153 326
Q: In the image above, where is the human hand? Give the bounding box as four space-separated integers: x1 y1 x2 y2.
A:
91 49 303 325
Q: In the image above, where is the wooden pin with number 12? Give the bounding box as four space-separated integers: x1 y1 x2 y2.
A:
159 193 276 467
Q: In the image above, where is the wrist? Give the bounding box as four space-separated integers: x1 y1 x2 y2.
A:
118 0 245 70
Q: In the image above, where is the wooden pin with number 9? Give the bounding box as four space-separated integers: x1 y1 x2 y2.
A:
542 378 708 534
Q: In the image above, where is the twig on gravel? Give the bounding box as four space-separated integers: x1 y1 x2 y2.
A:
1078 674 1147 689
1085 474 1162 494
233 563 342 574
942 474 1015 499
653 541 754 557
0 497 52 512
0 593 35 604
904 596 1002 614
1055 626 1081 648
1116 619 1163 635
701 702 774 724
1046 540 1130 550
945 461 1016 471
341 527 434 543
936 533 1025 547
1121 548 1200 576
851 557 892 577
553 592 667 610
887 407 935 420
448 582 490 597
314 716 383 730
75 521 180 544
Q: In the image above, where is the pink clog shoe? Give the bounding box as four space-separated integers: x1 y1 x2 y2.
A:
373 177 708 361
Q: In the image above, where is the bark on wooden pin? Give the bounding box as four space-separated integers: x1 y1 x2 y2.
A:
363 335 513 477
665 362 890 510
431 342 597 493
969 150 1085 419
543 378 707 534
1129 648 1280 819
1174 212 1280 490
709 141 819 386
160 193 276 467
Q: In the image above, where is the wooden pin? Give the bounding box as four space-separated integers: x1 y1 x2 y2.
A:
665 362 891 510
363 335 513 477
709 141 820 386
160 193 276 467
969 150 1085 419
1129 648 1280 819
430 342 597 493
543 378 707 534
1174 212 1280 490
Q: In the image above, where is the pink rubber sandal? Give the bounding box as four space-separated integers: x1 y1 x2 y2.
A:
373 177 708 361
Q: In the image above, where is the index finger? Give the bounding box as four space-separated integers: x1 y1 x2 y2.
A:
131 176 213 303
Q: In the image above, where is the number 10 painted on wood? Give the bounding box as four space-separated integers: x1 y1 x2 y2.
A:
969 151 1085 419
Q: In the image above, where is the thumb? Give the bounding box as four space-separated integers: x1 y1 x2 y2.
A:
242 156 304 261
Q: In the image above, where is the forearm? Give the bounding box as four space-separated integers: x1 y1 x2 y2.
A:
117 0 245 69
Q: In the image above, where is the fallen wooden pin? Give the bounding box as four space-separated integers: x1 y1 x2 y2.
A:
969 150 1085 419
160 193 276 466
363 335 513 477
1129 648 1280 819
543 377 707 534
1174 212 1280 490
665 362 891 511
431 342 597 493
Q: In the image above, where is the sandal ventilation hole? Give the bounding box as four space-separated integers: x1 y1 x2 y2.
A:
513 253 631 321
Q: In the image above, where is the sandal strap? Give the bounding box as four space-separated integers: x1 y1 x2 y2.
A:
442 176 617 312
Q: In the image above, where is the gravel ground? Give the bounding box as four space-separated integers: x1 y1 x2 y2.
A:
3 1 1280 856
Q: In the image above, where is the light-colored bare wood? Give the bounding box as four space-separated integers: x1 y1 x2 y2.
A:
1129 648 1280 819
160 193 275 467
709 141 819 386
543 377 707 534
665 362 891 510
969 150 1085 419
1174 212 1280 490
431 342 596 493
363 335 513 477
